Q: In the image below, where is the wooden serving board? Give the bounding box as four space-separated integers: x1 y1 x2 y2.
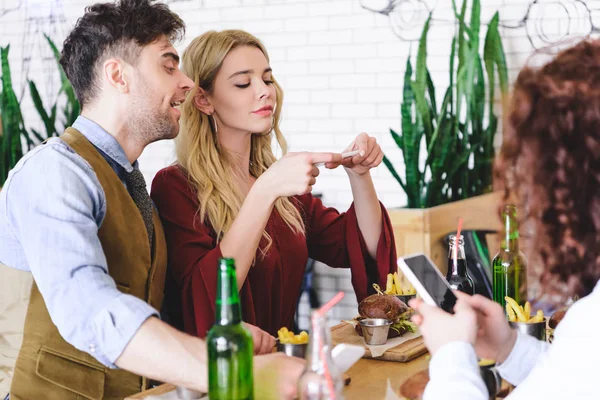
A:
331 322 427 362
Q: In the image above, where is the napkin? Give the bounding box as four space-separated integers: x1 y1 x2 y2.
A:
366 330 421 357
343 320 422 358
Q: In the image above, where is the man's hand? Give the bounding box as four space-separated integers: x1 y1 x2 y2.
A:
409 297 478 355
457 293 518 363
244 322 276 355
254 352 305 400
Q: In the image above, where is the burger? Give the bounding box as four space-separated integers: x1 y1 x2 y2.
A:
549 306 568 329
354 294 416 338
548 305 570 343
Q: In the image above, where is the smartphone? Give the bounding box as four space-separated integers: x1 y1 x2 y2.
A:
397 253 457 313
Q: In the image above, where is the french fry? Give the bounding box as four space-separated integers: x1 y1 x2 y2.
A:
278 327 309 344
505 296 527 322
277 327 289 342
524 301 531 321
506 303 517 322
504 297 545 324
396 271 416 295
400 272 407 294
385 273 394 294
527 310 545 323
393 272 402 295
382 272 416 296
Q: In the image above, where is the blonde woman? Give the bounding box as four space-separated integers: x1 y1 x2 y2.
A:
151 30 397 346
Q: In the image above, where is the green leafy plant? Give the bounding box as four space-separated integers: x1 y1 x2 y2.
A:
28 34 80 142
383 0 508 208
0 35 80 186
0 45 29 186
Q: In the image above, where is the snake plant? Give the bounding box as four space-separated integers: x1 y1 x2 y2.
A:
0 36 80 186
0 45 28 186
28 34 80 142
383 0 508 208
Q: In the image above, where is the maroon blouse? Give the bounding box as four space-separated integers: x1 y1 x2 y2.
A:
151 165 397 337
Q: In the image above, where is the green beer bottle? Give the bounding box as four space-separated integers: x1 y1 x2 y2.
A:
493 205 528 311
207 258 254 400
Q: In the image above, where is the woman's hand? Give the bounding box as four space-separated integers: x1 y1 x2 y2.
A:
256 152 342 199
409 297 478 355
456 293 518 364
324 133 383 176
244 322 276 355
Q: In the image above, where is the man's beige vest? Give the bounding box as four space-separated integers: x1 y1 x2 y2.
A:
10 128 168 400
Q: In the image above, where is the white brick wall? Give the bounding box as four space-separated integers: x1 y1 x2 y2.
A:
0 0 588 325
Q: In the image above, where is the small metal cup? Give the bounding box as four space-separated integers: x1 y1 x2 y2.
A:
175 386 204 399
509 318 547 341
276 342 308 358
358 318 393 345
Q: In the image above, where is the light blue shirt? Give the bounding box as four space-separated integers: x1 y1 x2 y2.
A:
0 116 158 368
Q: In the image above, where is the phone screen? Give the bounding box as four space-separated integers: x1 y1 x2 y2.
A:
400 254 457 313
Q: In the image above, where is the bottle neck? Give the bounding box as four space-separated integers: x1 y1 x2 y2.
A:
448 237 466 276
215 259 242 326
502 206 519 252
306 314 333 371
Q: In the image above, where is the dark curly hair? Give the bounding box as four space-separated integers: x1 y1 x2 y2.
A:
495 39 600 304
60 0 185 107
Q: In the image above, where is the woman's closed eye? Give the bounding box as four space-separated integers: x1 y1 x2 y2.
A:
235 80 274 89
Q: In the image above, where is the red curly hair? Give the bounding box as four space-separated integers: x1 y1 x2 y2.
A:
495 39 600 304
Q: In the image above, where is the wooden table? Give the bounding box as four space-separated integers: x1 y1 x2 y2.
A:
127 383 177 399
127 354 430 399
343 354 430 398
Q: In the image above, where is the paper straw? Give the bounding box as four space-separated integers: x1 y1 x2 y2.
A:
454 217 464 264
341 149 361 158
312 291 344 398
320 345 336 398
315 291 344 318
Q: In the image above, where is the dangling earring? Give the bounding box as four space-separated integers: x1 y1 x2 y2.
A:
210 113 218 134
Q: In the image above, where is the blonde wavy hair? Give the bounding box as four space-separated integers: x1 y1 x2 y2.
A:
177 30 305 255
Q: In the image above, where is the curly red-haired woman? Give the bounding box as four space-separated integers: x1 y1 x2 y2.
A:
411 39 600 399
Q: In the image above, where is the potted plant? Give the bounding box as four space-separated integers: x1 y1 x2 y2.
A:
384 0 508 271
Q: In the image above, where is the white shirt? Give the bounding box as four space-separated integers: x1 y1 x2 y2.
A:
425 281 600 399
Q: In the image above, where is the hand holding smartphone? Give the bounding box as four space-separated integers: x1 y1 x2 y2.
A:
397 254 458 313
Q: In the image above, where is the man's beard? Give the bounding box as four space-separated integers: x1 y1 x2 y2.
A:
127 77 178 145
